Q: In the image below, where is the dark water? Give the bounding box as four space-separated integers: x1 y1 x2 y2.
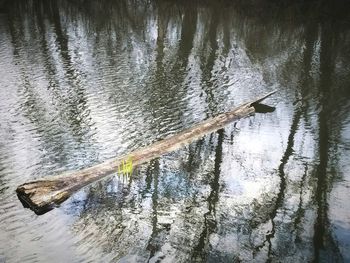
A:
0 0 350 262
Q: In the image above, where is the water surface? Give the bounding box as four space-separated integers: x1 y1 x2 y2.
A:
0 0 350 262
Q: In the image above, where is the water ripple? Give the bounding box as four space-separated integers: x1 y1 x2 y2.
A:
1 0 350 262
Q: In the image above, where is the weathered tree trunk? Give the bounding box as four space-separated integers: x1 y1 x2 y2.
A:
16 91 276 215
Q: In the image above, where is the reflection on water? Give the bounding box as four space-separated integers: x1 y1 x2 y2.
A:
0 0 350 262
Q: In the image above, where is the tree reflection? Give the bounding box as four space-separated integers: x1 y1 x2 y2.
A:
312 17 344 262
2 0 350 262
192 129 223 261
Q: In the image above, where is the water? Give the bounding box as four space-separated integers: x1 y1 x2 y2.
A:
0 0 350 262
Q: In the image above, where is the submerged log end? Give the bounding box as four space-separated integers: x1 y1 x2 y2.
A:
16 180 71 215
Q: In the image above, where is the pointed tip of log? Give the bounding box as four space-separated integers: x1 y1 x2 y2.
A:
16 180 71 215
250 90 277 106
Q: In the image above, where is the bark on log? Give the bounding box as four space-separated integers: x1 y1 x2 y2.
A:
16 91 276 215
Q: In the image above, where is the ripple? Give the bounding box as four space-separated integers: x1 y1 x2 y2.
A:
1 0 350 262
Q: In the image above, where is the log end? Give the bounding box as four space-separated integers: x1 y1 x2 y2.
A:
250 90 277 107
16 180 71 215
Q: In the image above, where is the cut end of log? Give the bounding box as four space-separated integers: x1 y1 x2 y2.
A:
16 180 71 215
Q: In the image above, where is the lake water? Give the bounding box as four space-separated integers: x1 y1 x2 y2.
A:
0 0 350 262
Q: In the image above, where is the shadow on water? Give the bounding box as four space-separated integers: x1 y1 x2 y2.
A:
1 0 350 262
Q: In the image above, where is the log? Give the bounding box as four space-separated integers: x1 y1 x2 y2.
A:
16 91 276 215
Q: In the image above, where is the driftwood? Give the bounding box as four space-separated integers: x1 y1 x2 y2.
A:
16 91 276 215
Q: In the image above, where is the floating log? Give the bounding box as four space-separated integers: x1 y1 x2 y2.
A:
16 91 276 215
